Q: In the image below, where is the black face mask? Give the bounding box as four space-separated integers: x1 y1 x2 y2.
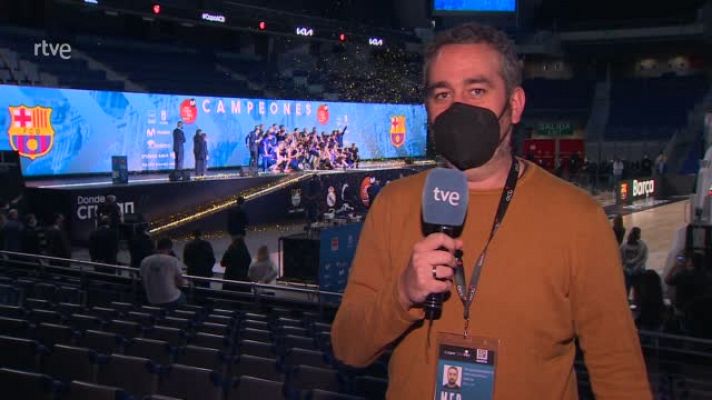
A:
431 102 509 171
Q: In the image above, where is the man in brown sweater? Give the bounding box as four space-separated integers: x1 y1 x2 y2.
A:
331 23 651 399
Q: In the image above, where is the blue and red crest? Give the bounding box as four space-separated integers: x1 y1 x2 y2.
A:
8 105 55 160
389 115 406 148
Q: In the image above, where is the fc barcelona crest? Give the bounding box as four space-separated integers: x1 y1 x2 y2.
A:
390 115 406 148
8 105 55 160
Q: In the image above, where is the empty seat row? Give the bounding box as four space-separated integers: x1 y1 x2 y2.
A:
1 349 379 400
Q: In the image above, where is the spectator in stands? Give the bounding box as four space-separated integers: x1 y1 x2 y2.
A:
44 213 71 265
173 121 186 171
654 151 666 176
220 236 252 291
632 270 667 331
20 213 41 255
129 226 154 269
183 229 215 287
331 23 650 399
140 238 186 308
98 195 122 230
641 154 653 177
664 251 708 315
227 197 248 239
1 209 23 252
248 245 278 284
612 157 624 191
193 129 208 177
612 214 626 245
620 227 648 292
89 216 119 274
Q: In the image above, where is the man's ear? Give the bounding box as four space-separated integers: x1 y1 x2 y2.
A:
509 86 526 124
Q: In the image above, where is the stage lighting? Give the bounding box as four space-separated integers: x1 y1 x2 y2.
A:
259 21 267 30
339 33 347 42
152 4 161 15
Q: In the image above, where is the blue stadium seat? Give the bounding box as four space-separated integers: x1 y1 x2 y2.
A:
0 335 45 371
352 375 388 399
160 316 192 331
124 338 173 365
175 344 228 373
0 284 22 306
282 347 332 370
307 389 365 400
240 327 273 343
204 313 234 326
191 331 233 351
232 354 284 382
286 365 344 397
56 302 84 317
157 363 224 400
68 314 103 332
142 325 185 347
96 354 160 397
0 367 56 400
228 375 286 400
79 330 124 355
239 339 277 358
106 319 142 338
63 380 131 400
0 304 26 319
199 322 231 337
0 316 31 337
28 309 64 324
43 344 97 384
35 322 80 347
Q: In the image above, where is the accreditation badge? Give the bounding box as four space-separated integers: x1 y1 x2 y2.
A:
433 333 498 400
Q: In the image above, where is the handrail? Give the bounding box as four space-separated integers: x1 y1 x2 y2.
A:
0 250 343 299
639 329 712 346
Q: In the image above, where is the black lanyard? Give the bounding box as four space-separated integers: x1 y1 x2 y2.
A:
454 157 520 335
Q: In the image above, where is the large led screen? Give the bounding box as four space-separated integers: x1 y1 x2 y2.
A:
0 85 427 176
433 0 516 13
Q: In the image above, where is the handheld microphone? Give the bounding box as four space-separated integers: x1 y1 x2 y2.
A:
421 167 469 320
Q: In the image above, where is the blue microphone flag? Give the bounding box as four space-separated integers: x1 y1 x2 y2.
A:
422 167 469 227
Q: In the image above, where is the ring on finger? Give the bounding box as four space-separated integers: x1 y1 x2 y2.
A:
432 265 438 280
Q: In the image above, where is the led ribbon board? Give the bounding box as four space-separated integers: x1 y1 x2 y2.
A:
0 85 427 176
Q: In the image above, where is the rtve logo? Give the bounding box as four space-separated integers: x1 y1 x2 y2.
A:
432 187 461 206
33 40 71 60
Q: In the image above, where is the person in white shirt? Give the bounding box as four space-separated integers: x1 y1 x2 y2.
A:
140 238 186 307
248 245 278 284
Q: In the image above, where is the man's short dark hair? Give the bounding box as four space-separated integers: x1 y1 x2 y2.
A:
192 229 202 238
423 23 522 95
157 238 173 250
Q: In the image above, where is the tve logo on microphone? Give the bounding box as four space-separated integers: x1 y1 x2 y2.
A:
422 168 469 227
432 187 461 206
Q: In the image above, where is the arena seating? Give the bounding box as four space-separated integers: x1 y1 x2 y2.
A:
606 76 708 140
2 251 712 399
0 258 383 399
0 25 421 103
522 78 595 114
